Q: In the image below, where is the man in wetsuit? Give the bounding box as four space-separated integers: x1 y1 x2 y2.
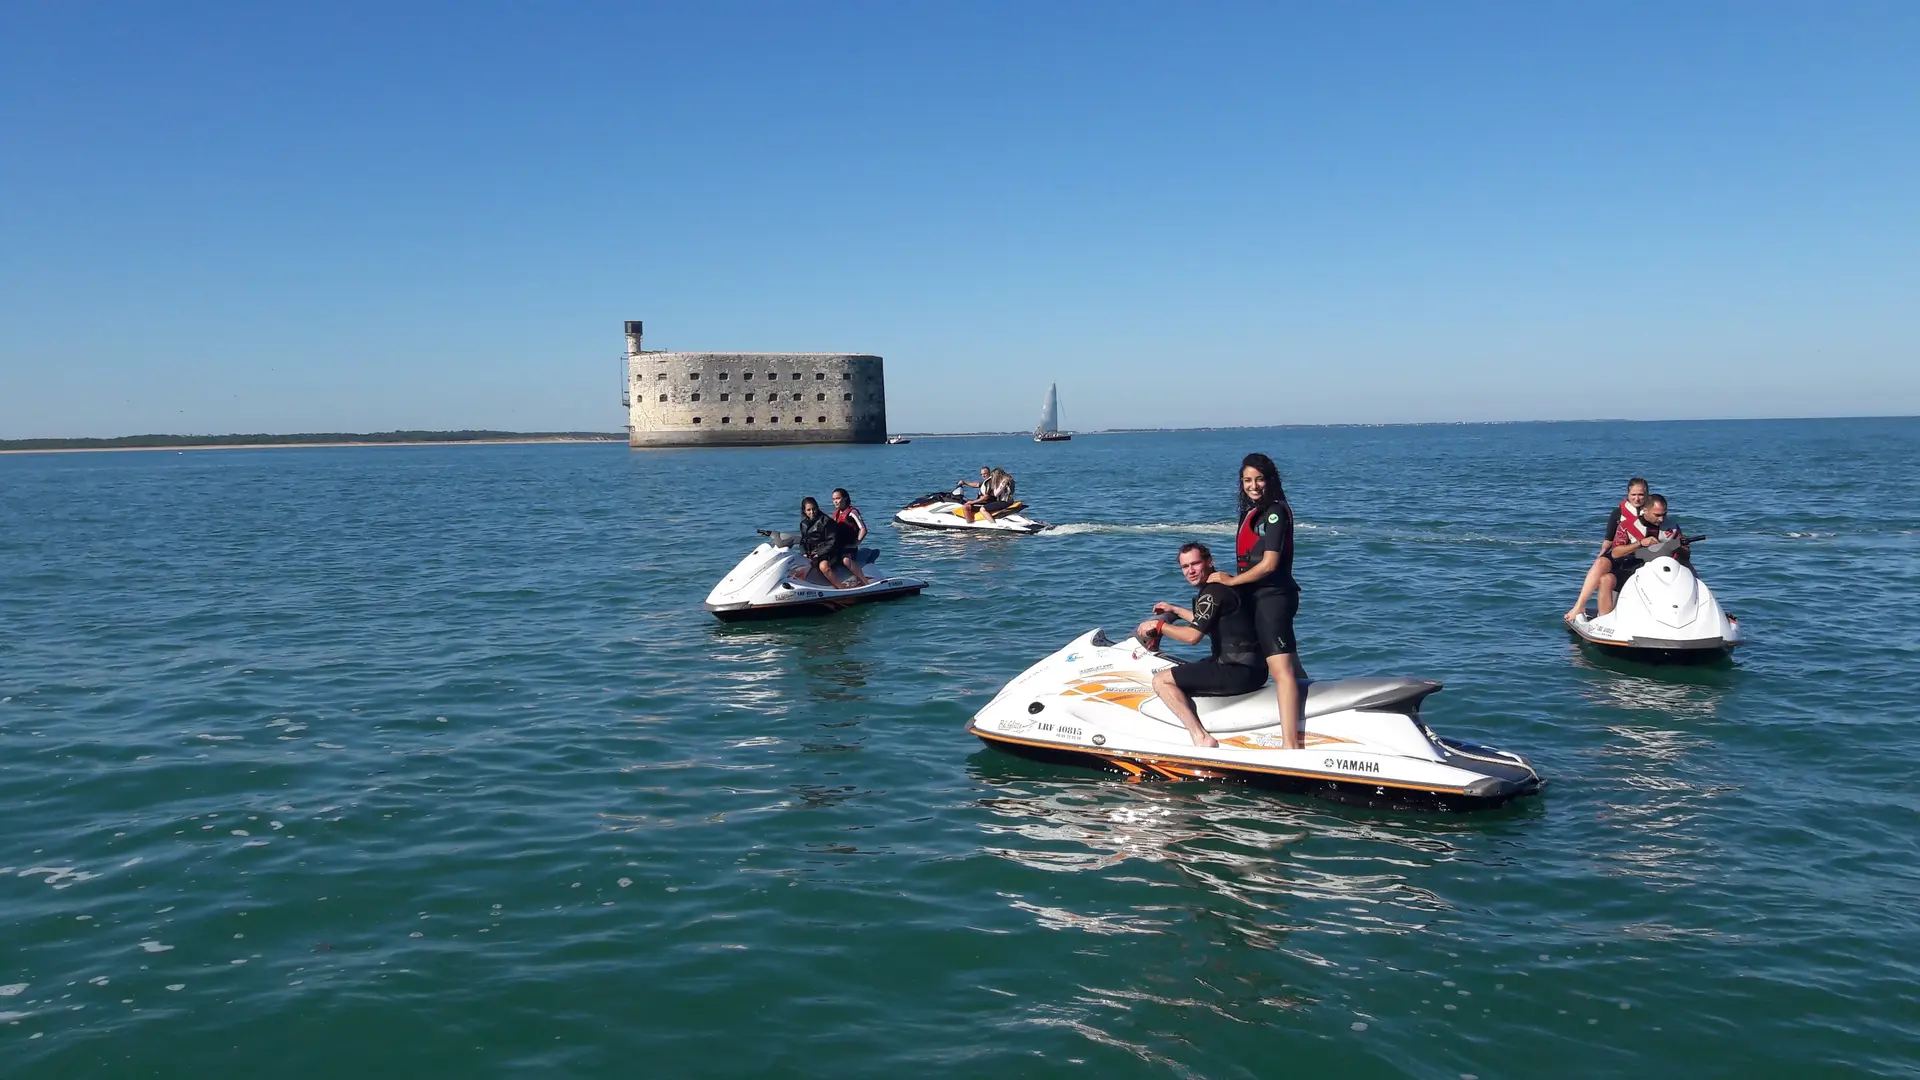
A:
1134 542 1269 748
1600 493 1689 611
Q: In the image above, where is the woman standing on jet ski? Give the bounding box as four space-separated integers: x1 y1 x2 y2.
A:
1206 453 1310 749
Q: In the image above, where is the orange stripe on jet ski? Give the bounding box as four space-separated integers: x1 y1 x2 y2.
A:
971 730 1470 795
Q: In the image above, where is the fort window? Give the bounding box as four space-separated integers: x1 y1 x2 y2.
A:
689 372 699 380
791 372 801 380
767 372 776 380
692 416 702 424
744 392 754 401
658 394 667 402
691 392 701 402
815 393 825 402
719 393 729 401
718 373 728 381
794 415 803 423
656 373 666 380
770 416 779 423
842 393 852 401
721 416 731 423
743 373 753 381
842 373 850 380
746 416 755 423
817 416 826 423
816 373 825 380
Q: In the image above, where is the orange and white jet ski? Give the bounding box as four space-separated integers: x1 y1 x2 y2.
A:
893 484 1049 535
969 629 1544 811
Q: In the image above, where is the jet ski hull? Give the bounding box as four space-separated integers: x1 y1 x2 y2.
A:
1567 555 1741 663
893 489 1049 535
972 729 1539 812
707 583 923 622
970 630 1544 812
704 540 927 622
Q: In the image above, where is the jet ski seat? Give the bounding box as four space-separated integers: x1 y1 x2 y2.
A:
1302 677 1442 719
949 501 1023 516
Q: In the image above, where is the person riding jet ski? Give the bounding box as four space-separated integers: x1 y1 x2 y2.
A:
1601 493 1688 602
1132 542 1269 748
962 467 1018 523
796 496 858 589
829 487 871 587
1567 476 1650 620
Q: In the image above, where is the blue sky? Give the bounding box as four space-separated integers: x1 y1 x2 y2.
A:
2 2 1915 437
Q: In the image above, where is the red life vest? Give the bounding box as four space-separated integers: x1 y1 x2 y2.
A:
1612 499 1647 545
1237 507 1260 569
833 506 862 541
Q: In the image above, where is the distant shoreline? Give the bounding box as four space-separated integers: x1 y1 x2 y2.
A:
0 434 624 456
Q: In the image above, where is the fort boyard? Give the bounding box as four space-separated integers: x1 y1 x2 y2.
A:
623 321 888 448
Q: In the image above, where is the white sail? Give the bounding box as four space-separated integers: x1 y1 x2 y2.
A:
1036 383 1059 436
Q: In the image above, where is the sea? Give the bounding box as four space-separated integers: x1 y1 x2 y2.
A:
2 417 1917 1078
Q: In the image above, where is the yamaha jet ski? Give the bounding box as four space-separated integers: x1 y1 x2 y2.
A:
894 484 1050 535
969 629 1544 811
704 531 927 622
1566 535 1741 662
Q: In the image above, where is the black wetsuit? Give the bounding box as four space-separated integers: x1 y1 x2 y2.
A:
1236 499 1301 658
798 513 841 564
1169 582 1269 697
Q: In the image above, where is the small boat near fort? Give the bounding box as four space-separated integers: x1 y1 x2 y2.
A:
886 435 911 445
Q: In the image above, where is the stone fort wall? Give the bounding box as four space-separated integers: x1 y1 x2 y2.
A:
623 323 887 448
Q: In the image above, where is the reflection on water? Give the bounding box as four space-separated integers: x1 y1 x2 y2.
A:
969 771 1483 947
1572 650 1732 720
1582 721 1734 888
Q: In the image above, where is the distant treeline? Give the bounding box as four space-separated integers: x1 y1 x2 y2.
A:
0 430 626 451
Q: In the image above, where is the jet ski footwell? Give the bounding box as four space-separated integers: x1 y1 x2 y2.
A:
970 630 1544 811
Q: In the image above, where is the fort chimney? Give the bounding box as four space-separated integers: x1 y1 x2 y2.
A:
624 320 644 358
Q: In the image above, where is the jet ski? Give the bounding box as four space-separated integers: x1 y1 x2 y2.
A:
1566 536 1741 662
969 629 1544 811
704 530 927 621
894 484 1050 535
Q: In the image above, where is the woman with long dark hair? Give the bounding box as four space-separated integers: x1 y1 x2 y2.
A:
797 496 850 589
1206 453 1309 748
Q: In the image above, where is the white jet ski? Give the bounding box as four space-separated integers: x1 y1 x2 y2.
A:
893 484 1050 535
1566 536 1741 662
969 629 1544 811
704 531 926 622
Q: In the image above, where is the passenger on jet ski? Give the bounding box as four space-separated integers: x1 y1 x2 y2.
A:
1204 453 1309 749
1132 542 1269 749
1600 493 1688 613
963 468 1018 523
829 488 872 587
1566 476 1649 620
796 497 853 589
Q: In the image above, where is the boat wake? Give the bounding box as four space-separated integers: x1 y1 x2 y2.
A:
1044 521 1236 537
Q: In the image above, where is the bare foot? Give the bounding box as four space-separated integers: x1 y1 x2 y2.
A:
1563 609 1583 622
1192 733 1219 749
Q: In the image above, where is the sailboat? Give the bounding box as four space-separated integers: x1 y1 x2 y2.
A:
1034 383 1072 442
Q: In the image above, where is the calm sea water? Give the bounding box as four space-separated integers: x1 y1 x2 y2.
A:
3 419 1917 1077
